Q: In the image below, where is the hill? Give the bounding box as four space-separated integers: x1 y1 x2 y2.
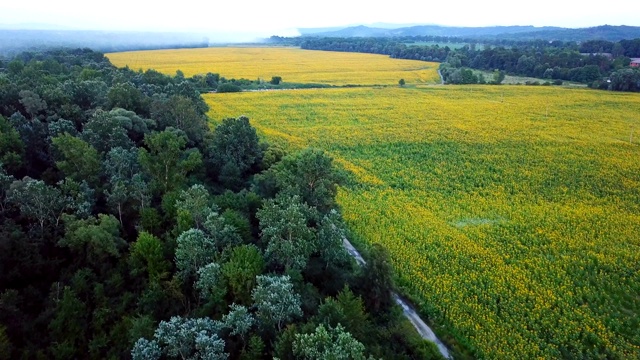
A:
304 24 640 41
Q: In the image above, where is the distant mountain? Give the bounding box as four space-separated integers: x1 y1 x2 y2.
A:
301 24 640 41
306 25 561 38
314 25 391 37
298 26 350 35
498 25 640 41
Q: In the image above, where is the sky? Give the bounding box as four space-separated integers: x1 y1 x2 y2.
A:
2 0 640 39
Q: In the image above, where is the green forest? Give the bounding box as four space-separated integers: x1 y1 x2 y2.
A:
0 49 443 359
296 37 640 89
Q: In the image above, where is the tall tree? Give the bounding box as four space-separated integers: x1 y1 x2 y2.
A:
221 244 264 305
222 303 254 342
51 133 100 187
271 148 341 214
8 177 67 234
175 229 217 280
138 128 202 195
293 324 367 360
129 231 169 282
208 116 263 189
57 214 126 271
252 274 302 331
0 115 25 173
150 95 208 147
176 184 211 229
195 262 225 302
257 195 316 272
359 244 394 313
48 287 88 360
81 109 134 154
134 316 225 360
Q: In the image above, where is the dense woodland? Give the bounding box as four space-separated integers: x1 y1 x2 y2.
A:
298 37 640 90
0 49 443 359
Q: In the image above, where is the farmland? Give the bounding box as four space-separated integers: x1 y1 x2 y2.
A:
107 47 440 85
108 48 640 359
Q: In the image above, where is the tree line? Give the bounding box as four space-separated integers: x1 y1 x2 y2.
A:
0 48 444 359
298 37 640 91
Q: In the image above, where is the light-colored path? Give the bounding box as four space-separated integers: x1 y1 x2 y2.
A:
342 238 452 359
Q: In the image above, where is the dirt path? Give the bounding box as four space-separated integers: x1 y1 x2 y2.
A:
438 69 445 85
342 238 452 359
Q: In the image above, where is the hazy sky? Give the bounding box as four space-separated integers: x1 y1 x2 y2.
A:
2 0 639 37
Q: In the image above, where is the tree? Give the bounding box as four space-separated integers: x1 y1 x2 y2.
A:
221 244 264 304
138 129 202 195
0 115 24 173
58 214 126 270
130 231 169 282
491 69 505 85
609 68 640 91
270 76 282 85
107 82 148 116
176 184 211 229
203 210 243 251
150 95 207 147
140 316 226 360
316 210 350 268
51 133 101 186
104 146 143 223
208 116 263 189
317 286 370 341
131 338 161 360
222 303 254 341
257 195 316 272
271 148 341 214
252 274 302 331
240 336 265 360
18 90 47 120
293 324 367 360
195 262 225 301
58 178 95 218
359 244 394 313
8 176 67 234
0 325 11 360
106 179 128 225
216 83 242 93
104 147 140 181
48 287 88 360
0 163 15 212
175 228 217 280
398 79 405 87
48 118 78 138
8 111 49 174
81 109 134 154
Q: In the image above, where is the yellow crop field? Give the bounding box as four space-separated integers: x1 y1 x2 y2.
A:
106 47 440 85
204 86 640 359
107 46 640 358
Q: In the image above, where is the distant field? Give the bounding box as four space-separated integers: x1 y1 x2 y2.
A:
205 86 640 359
106 47 440 86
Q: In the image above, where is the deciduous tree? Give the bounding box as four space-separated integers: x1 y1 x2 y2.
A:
138 128 202 195
257 195 316 271
293 324 367 360
252 274 302 331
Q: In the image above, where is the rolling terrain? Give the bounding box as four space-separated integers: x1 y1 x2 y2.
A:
106 48 640 359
